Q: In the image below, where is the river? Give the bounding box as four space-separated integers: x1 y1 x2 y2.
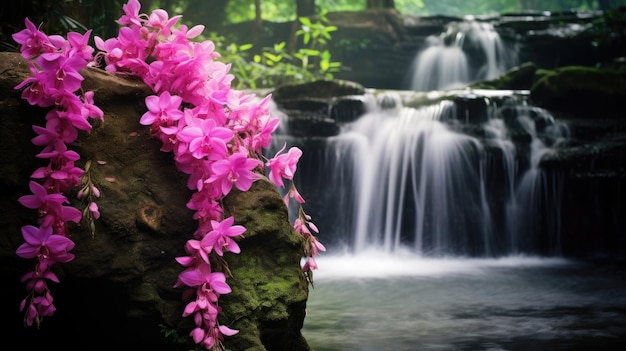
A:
303 250 626 351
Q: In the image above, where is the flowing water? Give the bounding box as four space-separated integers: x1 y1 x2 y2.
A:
302 251 626 351
407 20 516 91
268 69 624 350
283 91 570 257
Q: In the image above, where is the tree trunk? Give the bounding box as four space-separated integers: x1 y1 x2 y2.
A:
289 0 317 53
254 0 262 46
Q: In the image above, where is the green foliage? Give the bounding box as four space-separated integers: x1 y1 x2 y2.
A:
209 10 345 90
394 0 426 14
296 12 338 47
159 324 200 351
587 7 626 66
225 0 296 23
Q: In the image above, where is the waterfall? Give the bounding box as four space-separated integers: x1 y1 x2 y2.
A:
408 20 512 91
505 105 570 255
271 90 571 257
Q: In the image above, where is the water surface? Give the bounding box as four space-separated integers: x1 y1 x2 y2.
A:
303 251 626 351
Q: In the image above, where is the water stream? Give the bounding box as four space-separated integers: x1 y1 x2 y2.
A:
268 18 622 349
407 20 515 91
269 90 625 350
303 252 626 351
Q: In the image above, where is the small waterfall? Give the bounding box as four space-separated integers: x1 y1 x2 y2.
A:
408 20 512 91
408 41 470 92
271 90 572 257
344 101 492 255
505 105 570 255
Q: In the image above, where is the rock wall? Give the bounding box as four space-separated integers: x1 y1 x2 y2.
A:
0 52 311 351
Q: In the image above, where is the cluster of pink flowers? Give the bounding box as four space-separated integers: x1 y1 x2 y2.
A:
13 0 324 349
12 18 104 327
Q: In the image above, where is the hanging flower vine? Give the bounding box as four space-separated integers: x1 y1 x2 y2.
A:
12 0 324 349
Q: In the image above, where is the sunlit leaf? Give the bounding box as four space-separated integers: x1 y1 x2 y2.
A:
299 17 312 26
320 60 329 71
274 41 286 51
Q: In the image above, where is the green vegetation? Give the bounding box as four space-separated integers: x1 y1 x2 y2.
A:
207 10 343 89
3 0 625 88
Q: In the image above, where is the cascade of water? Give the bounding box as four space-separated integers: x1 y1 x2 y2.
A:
505 105 570 255
338 99 495 255
408 20 511 91
408 42 470 92
269 89 570 257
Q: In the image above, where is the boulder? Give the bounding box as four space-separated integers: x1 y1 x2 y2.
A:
0 52 311 351
530 65 626 117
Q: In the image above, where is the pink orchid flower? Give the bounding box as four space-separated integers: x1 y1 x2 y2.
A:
177 116 233 160
18 181 82 227
191 323 238 350
175 262 231 295
31 117 79 148
12 17 56 59
265 143 303 188
118 0 143 27
15 224 75 263
19 180 67 210
88 202 101 220
302 257 318 271
201 216 246 256
81 90 104 121
36 52 86 93
147 9 180 36
207 152 261 196
66 30 94 61
140 91 184 132
283 183 305 207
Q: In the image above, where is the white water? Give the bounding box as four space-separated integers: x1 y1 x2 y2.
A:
320 92 570 257
310 248 570 280
408 21 511 91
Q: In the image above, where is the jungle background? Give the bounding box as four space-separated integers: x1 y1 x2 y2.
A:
2 0 626 90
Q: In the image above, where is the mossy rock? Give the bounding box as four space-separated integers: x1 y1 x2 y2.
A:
470 61 537 90
272 79 366 102
0 52 312 351
529 65 626 117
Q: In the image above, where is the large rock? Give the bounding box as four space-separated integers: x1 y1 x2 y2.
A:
0 52 311 351
530 65 626 117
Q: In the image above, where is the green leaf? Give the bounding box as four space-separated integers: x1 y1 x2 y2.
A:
263 52 282 63
274 41 286 51
320 60 329 71
299 17 312 26
299 48 320 56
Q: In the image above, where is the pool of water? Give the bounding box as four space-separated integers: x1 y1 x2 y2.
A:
302 250 626 351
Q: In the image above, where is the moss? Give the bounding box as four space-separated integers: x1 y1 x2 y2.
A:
531 65 626 93
470 61 537 90
530 65 626 116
